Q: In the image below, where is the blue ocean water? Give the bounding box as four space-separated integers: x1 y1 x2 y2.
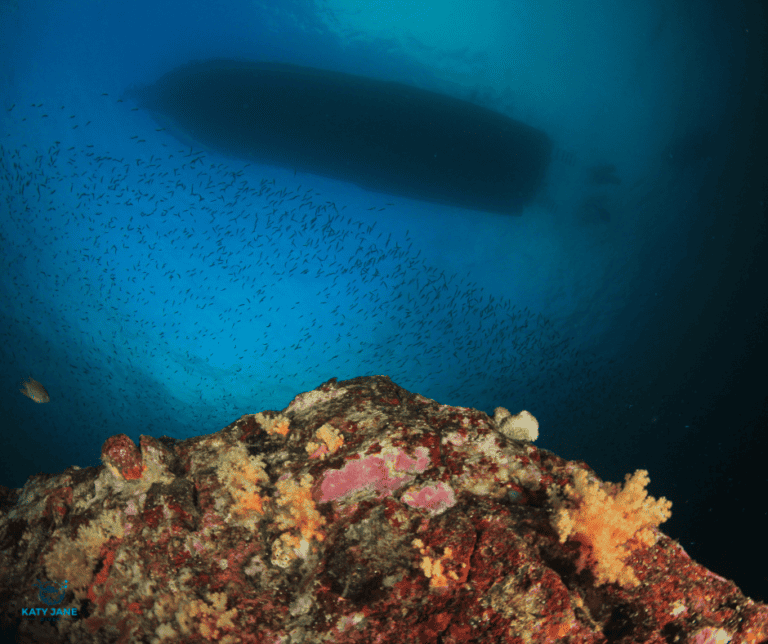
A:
1 0 766 602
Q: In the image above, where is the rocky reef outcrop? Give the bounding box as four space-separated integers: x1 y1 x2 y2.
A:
1 376 766 643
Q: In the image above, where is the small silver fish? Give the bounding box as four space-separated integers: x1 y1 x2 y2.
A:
20 377 50 403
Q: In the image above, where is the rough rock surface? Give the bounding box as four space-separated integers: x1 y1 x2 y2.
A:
1 376 766 643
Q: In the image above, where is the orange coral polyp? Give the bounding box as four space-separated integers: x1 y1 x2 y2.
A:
550 469 672 587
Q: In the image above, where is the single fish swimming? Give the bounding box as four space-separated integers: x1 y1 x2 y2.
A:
20 377 50 403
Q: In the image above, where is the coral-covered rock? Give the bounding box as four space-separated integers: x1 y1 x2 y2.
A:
1 376 766 643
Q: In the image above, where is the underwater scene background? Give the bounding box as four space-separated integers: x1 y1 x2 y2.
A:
1 0 766 601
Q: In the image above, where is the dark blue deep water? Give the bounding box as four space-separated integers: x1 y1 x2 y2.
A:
2 0 766 603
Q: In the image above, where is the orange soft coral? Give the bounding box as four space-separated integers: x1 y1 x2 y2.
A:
550 469 672 587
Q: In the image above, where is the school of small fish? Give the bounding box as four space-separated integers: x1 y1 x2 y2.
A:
1 97 609 447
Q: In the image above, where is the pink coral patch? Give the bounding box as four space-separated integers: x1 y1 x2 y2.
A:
402 482 456 515
318 447 430 503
